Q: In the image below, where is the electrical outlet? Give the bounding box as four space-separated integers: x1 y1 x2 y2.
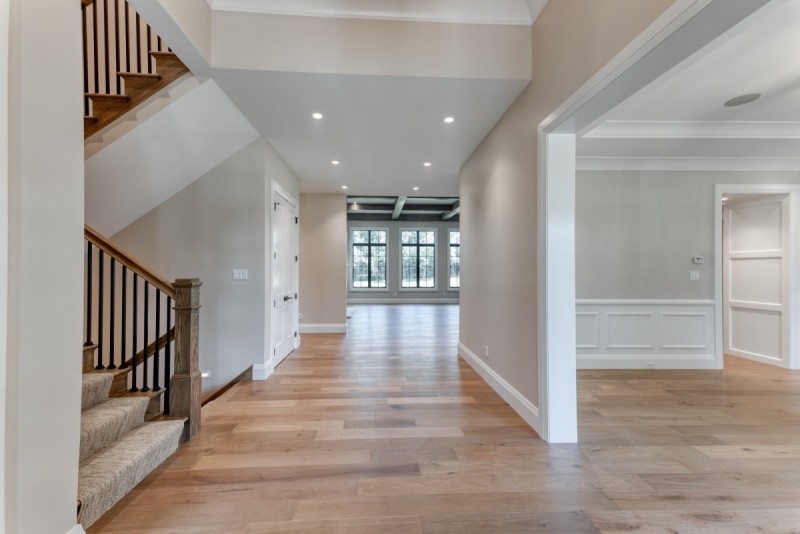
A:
232 269 248 281
484 346 490 360
692 256 705 264
646 361 655 369
299 312 304 320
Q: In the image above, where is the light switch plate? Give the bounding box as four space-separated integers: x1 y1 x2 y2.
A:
232 269 248 281
690 271 700 281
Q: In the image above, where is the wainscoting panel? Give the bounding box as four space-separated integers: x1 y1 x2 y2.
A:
576 300 717 369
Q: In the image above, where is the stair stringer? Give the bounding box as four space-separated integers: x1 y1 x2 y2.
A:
85 78 260 237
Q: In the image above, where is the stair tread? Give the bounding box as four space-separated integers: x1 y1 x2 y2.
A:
80 397 149 463
78 421 184 529
86 93 130 101
119 72 161 79
81 373 113 412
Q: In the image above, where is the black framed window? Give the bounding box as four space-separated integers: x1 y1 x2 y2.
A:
401 230 436 288
352 229 387 288
449 230 460 289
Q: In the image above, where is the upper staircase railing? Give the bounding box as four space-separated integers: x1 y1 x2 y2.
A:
84 225 202 441
81 0 189 138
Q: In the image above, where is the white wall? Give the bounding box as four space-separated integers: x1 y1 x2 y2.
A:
298 194 347 332
459 0 677 436
574 170 800 370
7 0 85 532
0 0 8 528
347 219 460 304
112 138 300 397
577 170 800 299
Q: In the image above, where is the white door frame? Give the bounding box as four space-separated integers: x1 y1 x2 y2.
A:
535 0 772 442
714 184 800 369
0 0 9 525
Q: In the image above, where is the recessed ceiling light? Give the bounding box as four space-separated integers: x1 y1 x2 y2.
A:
413 186 420 191
312 112 323 119
341 185 348 190
332 160 340 165
444 117 455 124
424 162 432 167
724 93 760 107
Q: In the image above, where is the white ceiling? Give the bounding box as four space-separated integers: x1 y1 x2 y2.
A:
578 0 800 171
213 69 528 196
205 0 545 26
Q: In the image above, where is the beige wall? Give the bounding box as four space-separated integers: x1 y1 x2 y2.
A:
0 0 8 527
576 170 800 300
6 0 85 532
299 194 347 327
158 0 212 64
459 0 676 409
113 138 300 397
212 12 531 79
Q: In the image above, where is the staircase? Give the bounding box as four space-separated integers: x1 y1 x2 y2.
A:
82 0 189 139
78 357 183 529
80 225 202 529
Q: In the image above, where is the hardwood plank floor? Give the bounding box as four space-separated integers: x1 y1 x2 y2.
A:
90 305 800 533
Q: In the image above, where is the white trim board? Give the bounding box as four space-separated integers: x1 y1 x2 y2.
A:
458 343 541 435
299 323 347 334
252 362 274 381
576 299 716 369
347 298 459 305
66 525 86 534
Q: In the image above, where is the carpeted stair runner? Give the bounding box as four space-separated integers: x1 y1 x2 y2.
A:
78 420 184 528
78 367 184 529
80 397 150 462
81 373 113 412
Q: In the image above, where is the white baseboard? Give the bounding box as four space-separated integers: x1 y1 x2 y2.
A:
66 525 86 534
578 354 718 369
299 323 347 334
252 361 273 381
458 342 541 436
576 299 719 369
347 298 459 305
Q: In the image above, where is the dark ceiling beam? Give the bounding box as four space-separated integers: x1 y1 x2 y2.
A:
442 200 460 220
391 196 407 220
348 203 449 213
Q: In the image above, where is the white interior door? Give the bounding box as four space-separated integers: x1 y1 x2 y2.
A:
723 195 790 367
271 191 298 366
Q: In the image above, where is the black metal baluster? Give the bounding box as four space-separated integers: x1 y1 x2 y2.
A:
85 241 93 347
92 1 99 95
141 281 150 392
147 25 153 73
157 35 162 53
108 257 116 369
153 290 161 391
96 250 105 369
103 0 110 94
164 296 172 414
120 266 128 369
114 0 121 94
130 274 139 392
124 1 130 73
135 12 141 73
82 5 89 115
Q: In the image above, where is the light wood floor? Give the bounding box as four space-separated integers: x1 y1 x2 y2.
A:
90 304 800 533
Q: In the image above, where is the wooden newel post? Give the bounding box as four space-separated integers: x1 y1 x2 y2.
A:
170 278 202 441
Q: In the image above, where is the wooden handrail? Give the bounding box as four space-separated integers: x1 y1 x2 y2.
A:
85 225 175 298
81 0 95 5
123 327 175 369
